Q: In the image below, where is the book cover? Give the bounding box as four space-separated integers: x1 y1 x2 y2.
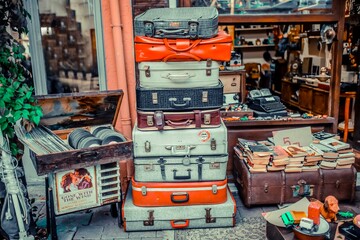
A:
248 144 272 157
322 152 339 159
320 160 337 168
282 145 308 158
273 158 290 166
319 138 350 151
302 165 319 172
272 145 290 160
247 155 270 165
338 152 355 158
284 167 302 173
337 157 355 165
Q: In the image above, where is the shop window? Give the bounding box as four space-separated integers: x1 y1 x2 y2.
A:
24 0 106 95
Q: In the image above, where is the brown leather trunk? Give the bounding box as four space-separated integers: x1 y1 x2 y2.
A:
120 158 134 196
233 155 356 207
136 109 221 130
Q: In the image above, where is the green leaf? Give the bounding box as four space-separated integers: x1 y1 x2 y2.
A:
23 103 31 109
0 121 8 131
0 100 4 108
13 111 22 121
32 115 40 125
22 109 29 119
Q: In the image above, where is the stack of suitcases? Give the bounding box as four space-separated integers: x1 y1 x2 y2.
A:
122 7 237 231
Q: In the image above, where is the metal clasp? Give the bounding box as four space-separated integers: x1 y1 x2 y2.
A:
202 91 208 103
205 208 216 223
143 210 154 226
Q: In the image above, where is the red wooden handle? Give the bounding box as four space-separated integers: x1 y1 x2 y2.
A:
170 220 189 229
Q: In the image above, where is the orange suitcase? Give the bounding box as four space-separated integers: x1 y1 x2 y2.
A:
131 178 228 207
134 30 232 62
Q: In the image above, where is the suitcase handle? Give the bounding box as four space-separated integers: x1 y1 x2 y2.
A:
162 73 195 82
170 192 189 203
173 169 191 180
163 53 201 62
77 150 99 160
170 219 189 229
163 38 201 52
165 119 193 128
157 28 188 36
169 97 191 109
165 145 196 155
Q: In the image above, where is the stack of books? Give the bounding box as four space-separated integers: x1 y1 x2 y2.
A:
281 145 307 172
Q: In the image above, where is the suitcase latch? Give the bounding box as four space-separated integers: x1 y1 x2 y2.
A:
188 22 199 39
212 185 218 194
204 114 211 125
152 93 158 104
154 111 164 129
141 186 147 196
146 116 154 126
158 157 167 180
291 179 314 197
145 141 151 152
206 59 212 76
202 91 208 103
144 65 151 77
143 210 154 226
205 208 216 223
144 164 154 171
144 22 154 37
210 138 216 150
264 183 268 193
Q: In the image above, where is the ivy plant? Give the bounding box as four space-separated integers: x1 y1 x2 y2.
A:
0 0 43 156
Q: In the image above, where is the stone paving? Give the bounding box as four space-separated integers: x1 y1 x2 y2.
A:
27 174 360 240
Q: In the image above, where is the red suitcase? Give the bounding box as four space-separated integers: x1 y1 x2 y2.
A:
134 30 232 62
131 178 228 207
136 109 221 130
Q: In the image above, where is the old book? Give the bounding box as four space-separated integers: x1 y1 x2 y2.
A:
247 156 270 166
273 158 290 166
319 138 350 151
336 164 352 169
244 159 267 173
248 144 272 157
267 164 285 171
309 143 335 155
282 145 308 158
337 148 354 154
338 152 355 158
302 165 319 172
272 145 290 160
237 138 258 150
305 156 323 163
303 161 319 166
322 152 339 159
337 157 355 166
320 160 337 169
284 167 302 173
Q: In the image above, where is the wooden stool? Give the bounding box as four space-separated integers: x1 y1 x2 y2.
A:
338 91 356 142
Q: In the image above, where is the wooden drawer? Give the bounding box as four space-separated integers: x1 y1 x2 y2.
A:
299 86 313 111
312 90 328 115
281 81 292 102
220 74 241 93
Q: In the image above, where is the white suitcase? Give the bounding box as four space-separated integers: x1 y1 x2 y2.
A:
138 60 220 88
122 184 236 232
132 120 227 158
134 154 228 182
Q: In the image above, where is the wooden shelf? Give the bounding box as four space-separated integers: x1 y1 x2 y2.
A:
224 117 335 127
219 14 338 24
234 44 275 49
234 27 274 31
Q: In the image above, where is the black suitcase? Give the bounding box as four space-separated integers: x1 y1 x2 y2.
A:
136 81 223 111
134 7 218 39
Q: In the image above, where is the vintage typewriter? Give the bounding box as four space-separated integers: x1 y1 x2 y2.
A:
247 88 287 113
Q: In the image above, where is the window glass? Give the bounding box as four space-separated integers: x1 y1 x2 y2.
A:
34 0 100 94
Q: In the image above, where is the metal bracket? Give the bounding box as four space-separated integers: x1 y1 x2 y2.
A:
152 93 158 104
206 59 212 76
202 91 208 103
141 186 147 196
210 138 216 150
144 65 151 77
145 141 151 152
212 185 217 194
144 22 154 37
143 210 154 226
204 114 211 125
146 116 154 126
205 208 216 223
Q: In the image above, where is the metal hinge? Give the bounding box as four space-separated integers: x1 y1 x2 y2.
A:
144 65 150 77
152 93 158 104
145 141 151 152
143 210 154 226
205 208 216 223
206 59 212 76
210 138 216 150
202 91 208 103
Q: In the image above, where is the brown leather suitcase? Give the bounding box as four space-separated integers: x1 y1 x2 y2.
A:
136 109 221 130
120 158 134 196
233 154 356 207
